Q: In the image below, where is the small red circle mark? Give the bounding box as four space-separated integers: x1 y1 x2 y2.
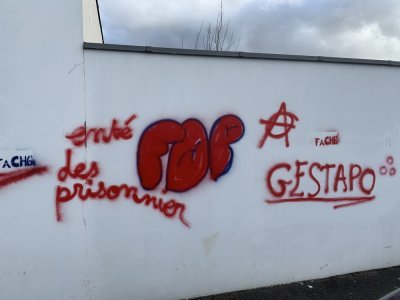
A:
380 166 388 175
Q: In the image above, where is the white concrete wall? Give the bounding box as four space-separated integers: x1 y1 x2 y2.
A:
81 50 400 299
0 0 399 299
0 0 88 299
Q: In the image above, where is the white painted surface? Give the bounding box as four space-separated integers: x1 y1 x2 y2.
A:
0 0 87 299
0 0 399 299
83 0 102 43
82 51 400 300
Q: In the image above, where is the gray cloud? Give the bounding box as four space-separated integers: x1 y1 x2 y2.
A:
98 0 400 60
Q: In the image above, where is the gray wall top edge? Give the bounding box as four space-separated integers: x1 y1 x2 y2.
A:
83 42 400 67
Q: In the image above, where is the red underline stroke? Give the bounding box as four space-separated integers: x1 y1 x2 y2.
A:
266 196 375 209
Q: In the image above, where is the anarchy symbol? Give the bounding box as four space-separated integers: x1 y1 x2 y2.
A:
258 102 299 148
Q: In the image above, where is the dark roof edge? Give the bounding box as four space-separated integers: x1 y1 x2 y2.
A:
83 42 400 67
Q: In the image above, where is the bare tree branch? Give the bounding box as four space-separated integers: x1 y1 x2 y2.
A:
194 0 240 51
194 21 203 50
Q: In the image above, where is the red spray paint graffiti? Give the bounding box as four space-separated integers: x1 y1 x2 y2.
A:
209 115 245 181
66 114 137 147
137 115 245 192
55 149 190 227
265 160 376 208
58 113 244 227
137 119 208 192
58 114 190 227
258 102 299 149
379 156 396 177
0 166 49 189
166 119 209 192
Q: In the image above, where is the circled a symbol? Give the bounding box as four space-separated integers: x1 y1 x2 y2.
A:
258 102 299 148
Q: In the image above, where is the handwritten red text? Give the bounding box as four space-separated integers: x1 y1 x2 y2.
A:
56 149 190 227
66 114 137 147
266 160 376 208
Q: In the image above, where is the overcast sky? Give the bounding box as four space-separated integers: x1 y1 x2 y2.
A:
98 0 400 60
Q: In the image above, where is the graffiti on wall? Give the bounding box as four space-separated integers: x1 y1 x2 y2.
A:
57 114 189 227
56 114 244 227
258 102 299 149
55 148 189 227
137 115 245 192
314 131 340 147
0 150 48 189
379 156 396 177
265 161 376 209
258 102 393 209
0 166 48 189
65 114 137 147
0 101 395 227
